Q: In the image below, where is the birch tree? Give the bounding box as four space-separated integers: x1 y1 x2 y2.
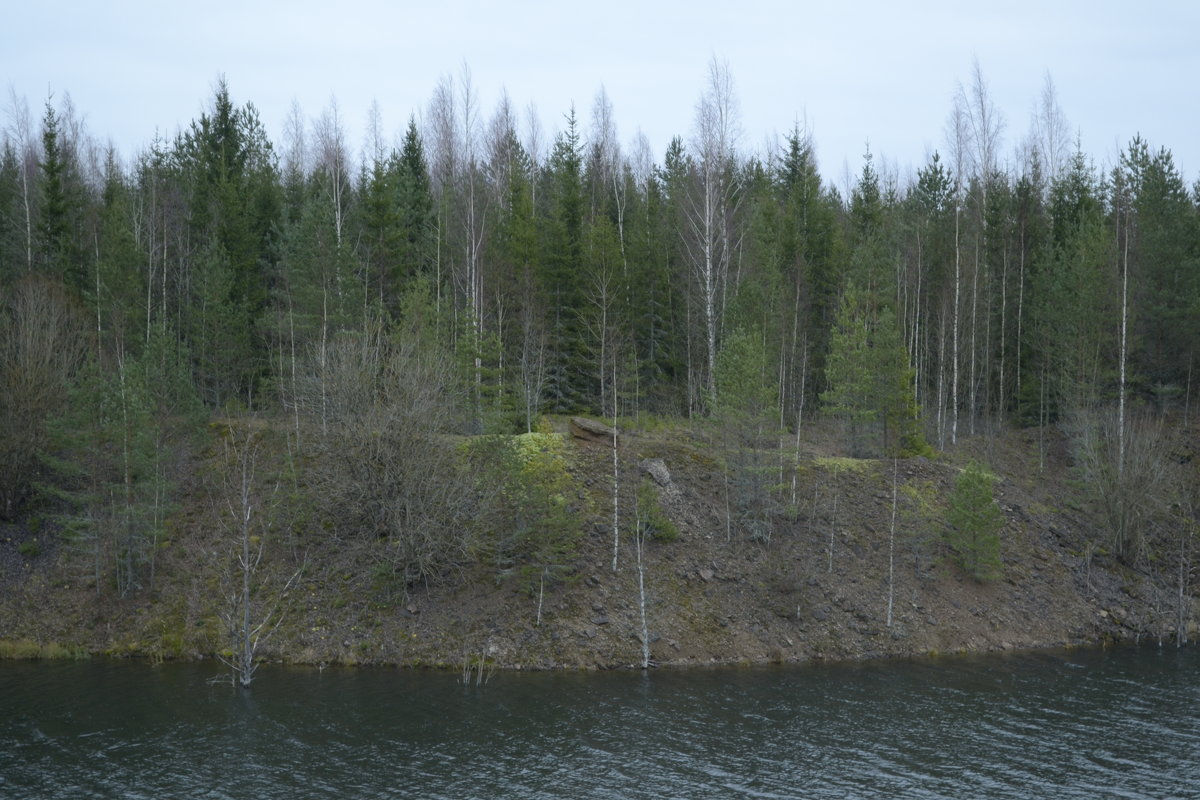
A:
960 60 1004 431
1032 72 1070 187
216 424 298 689
946 98 968 445
684 57 742 404
589 86 629 275
4 88 35 274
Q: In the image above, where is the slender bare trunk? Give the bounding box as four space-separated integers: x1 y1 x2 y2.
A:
636 530 650 669
320 284 329 437
536 568 545 627
952 204 961 446
1118 212 1129 476
611 356 620 572
1016 222 1025 413
913 230 923 408
791 339 808 506
887 458 898 628
999 244 1008 421
937 302 947 449
969 238 979 436
827 488 838 573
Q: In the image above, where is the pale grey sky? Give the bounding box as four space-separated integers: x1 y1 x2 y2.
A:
5 0 1197 186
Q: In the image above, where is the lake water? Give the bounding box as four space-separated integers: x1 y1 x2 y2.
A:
1 645 1197 799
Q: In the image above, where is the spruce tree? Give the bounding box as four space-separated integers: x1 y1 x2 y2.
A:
714 327 778 542
0 143 23 287
393 118 434 286
822 282 926 457
36 101 86 293
539 109 585 410
946 460 1004 581
173 79 281 406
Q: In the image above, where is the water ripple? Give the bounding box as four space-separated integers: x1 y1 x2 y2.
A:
1 646 1198 799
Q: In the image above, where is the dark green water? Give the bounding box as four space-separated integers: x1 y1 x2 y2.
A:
1 645 1197 798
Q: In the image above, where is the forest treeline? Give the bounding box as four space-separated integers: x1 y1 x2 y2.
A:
2 62 1198 603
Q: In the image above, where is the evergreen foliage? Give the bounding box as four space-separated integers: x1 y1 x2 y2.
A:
714 327 778 542
474 432 582 594
2 71 1198 594
42 338 199 596
822 284 926 456
636 478 679 542
945 461 1004 581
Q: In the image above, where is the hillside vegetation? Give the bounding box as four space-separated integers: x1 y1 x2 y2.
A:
2 72 1198 677
1 414 1195 673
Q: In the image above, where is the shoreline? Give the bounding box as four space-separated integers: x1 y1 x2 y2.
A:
0 623 1162 673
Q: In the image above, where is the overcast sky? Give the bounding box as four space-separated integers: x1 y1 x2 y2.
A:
5 0 1197 189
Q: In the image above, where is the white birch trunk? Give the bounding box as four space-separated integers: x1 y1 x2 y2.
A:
888 458 898 628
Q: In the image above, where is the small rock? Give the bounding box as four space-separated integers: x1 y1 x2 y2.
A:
926 615 938 626
592 615 610 626
699 568 715 582
813 607 829 622
592 602 605 612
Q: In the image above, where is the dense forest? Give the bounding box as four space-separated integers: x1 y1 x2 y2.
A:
2 63 1198 676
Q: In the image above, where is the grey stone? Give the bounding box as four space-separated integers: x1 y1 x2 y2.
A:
640 458 673 488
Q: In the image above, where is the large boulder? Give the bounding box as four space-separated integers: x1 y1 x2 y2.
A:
569 416 616 444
